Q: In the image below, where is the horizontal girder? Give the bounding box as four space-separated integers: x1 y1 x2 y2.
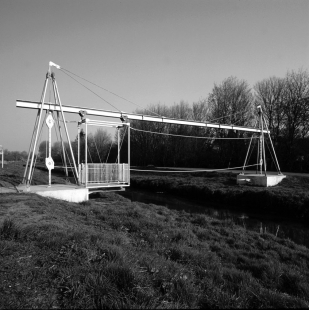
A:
16 99 268 133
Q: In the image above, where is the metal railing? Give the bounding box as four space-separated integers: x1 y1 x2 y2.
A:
79 163 130 187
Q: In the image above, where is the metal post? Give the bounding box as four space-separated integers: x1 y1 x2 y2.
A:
85 120 88 188
46 112 54 187
261 112 267 176
22 110 40 182
52 75 79 183
26 72 50 186
117 127 120 164
55 110 68 178
262 113 282 174
128 124 130 184
78 122 80 182
256 133 260 174
0 145 3 168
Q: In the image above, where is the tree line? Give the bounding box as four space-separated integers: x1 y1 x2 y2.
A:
129 69 309 172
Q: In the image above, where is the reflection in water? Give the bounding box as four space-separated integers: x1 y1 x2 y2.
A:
117 189 309 248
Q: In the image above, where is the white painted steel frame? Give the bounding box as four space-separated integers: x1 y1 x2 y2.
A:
16 100 268 134
79 118 130 188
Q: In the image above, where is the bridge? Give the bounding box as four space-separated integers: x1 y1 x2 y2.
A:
15 62 284 202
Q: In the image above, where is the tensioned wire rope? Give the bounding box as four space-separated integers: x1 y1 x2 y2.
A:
59 67 163 118
60 69 121 113
59 66 253 125
130 164 261 173
130 127 258 140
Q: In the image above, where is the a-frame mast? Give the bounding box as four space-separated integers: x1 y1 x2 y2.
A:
22 62 79 186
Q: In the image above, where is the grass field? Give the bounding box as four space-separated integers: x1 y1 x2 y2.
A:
1 163 309 308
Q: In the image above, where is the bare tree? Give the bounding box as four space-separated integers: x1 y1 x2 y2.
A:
254 76 286 144
208 76 255 128
283 69 309 142
207 77 255 167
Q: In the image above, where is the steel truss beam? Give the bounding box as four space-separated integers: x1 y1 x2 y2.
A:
16 100 268 134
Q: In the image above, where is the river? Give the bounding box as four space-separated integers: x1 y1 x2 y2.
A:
116 188 309 248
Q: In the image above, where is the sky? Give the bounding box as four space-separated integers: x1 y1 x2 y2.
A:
0 0 308 152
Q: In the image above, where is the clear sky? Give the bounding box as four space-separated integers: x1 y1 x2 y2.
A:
0 0 308 152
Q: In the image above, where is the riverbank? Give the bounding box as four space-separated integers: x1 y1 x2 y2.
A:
130 170 309 222
1 163 309 308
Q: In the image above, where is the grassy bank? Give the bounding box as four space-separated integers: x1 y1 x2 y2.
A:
1 163 309 308
130 171 309 222
1 191 309 308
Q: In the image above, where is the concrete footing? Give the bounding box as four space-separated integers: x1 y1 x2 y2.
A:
237 173 286 187
17 184 89 203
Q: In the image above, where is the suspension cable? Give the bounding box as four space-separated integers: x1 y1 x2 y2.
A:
208 109 251 123
105 139 113 163
130 127 257 140
92 135 102 163
59 66 255 128
60 67 163 118
131 163 260 173
87 137 94 164
60 69 122 113
63 141 78 184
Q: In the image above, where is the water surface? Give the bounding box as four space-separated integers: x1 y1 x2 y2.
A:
117 188 309 248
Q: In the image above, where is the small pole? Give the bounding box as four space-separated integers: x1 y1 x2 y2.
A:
257 105 265 175
117 127 120 164
48 114 52 187
78 122 80 182
260 108 267 176
0 145 3 168
45 112 55 187
128 124 130 184
85 119 88 188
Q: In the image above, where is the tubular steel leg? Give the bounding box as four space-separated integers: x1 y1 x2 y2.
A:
26 73 50 186
260 111 267 176
52 79 68 177
85 121 88 188
55 112 68 178
22 109 40 184
29 111 48 184
128 124 130 184
78 123 80 183
241 119 257 175
262 114 282 174
118 127 120 164
53 76 79 183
